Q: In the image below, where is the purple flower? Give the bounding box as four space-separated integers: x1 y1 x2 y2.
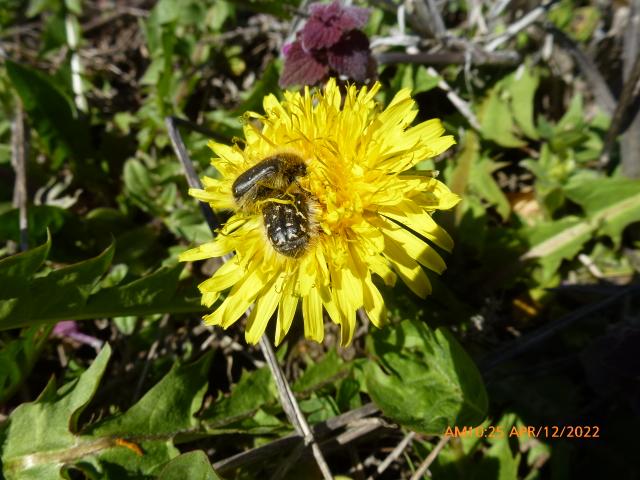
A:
53 320 104 351
280 0 376 88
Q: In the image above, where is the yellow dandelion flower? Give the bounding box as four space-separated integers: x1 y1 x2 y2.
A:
180 78 459 346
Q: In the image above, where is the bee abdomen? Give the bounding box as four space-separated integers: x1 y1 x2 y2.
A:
262 193 312 258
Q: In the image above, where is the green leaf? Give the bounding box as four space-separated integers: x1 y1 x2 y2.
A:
154 0 181 24
86 353 211 477
364 319 488 434
413 66 440 94
0 233 51 300
0 246 203 330
158 451 222 480
82 263 192 317
91 352 211 437
521 216 592 283
509 65 539 140
449 131 479 199
123 158 155 213
299 395 340 423
469 155 511 221
1 348 215 479
479 414 521 480
1 345 112 480
0 206 69 244
26 243 115 318
293 349 349 393
478 83 526 148
555 94 584 136
202 367 278 431
5 60 90 166
0 325 53 404
26 0 61 17
522 176 640 282
564 177 640 246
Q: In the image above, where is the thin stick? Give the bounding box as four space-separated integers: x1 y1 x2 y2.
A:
166 116 333 480
259 335 333 479
11 105 28 252
547 26 616 116
368 431 416 479
422 0 447 40
426 67 481 131
620 0 640 179
485 0 560 52
165 117 222 231
375 50 520 67
409 435 450 480
600 52 640 169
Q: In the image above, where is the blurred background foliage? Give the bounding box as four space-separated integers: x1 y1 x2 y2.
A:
0 0 639 478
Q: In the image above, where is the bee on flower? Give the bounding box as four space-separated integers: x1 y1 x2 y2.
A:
180 79 459 346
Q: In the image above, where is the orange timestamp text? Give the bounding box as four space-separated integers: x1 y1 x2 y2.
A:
443 425 600 439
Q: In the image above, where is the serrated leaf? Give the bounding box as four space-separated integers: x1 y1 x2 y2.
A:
26 243 115 318
0 233 51 300
470 155 511 221
522 176 640 282
364 319 487 434
521 216 592 282
0 251 203 330
158 451 222 480
85 353 212 477
478 84 526 148
83 263 190 316
299 395 340 423
564 177 640 246
1 345 112 480
2 349 215 479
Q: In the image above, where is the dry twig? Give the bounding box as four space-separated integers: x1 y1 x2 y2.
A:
426 66 481 131
547 26 616 115
375 50 519 66
409 435 450 480
600 52 640 169
11 104 29 252
367 431 416 479
620 0 640 178
213 403 381 473
485 0 560 52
